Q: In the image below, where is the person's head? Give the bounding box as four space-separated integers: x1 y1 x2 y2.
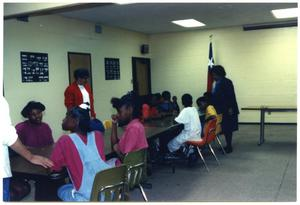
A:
155 93 162 102
172 96 177 102
74 68 90 85
181 94 193 107
111 91 141 126
203 92 212 104
162 91 171 102
151 93 161 106
62 107 91 133
21 101 46 124
196 96 208 111
211 65 226 81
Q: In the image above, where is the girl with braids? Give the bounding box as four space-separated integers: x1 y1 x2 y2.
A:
50 107 112 201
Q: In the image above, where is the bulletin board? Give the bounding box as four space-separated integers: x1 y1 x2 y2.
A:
105 58 120 80
20 52 49 83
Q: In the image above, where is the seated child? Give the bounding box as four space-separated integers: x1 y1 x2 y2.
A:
110 91 149 160
196 96 217 137
197 96 217 121
11 101 54 201
167 94 202 153
15 101 54 148
50 107 112 201
158 91 173 114
141 95 152 121
172 96 180 114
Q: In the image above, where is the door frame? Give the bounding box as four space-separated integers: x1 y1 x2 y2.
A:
67 52 93 90
132 57 152 96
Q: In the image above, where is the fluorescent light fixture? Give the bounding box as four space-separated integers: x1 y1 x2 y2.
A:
172 19 205 28
271 8 298 19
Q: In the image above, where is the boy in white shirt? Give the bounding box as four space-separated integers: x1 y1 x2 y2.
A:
1 96 53 201
167 94 202 153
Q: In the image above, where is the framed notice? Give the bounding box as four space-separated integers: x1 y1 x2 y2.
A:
105 58 120 80
20 52 49 83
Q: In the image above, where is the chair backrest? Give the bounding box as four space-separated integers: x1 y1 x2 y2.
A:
123 149 147 189
90 165 129 201
103 120 112 129
215 114 223 135
202 118 217 144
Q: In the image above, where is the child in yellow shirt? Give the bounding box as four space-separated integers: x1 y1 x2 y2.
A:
196 96 217 137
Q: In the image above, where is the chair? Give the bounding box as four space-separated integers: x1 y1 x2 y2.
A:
215 114 226 154
90 165 129 201
103 120 112 129
123 149 149 201
186 118 219 172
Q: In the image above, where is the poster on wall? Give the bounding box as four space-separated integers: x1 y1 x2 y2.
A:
105 58 120 80
20 51 49 83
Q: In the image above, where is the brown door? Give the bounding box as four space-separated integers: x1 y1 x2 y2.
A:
68 52 93 89
132 57 151 96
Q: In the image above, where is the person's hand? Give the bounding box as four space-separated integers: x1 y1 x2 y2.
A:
111 114 119 124
29 155 54 168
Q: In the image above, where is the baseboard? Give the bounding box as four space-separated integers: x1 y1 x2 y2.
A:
239 122 297 125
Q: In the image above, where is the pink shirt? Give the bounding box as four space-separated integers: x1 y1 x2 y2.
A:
16 121 54 147
50 131 106 190
117 119 148 154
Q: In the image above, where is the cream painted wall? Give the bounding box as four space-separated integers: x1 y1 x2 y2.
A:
4 15 150 140
150 26 297 123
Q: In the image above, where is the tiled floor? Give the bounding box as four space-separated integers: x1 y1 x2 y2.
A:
20 124 297 202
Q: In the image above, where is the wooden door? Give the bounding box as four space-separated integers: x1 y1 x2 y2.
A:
132 57 151 96
68 52 93 89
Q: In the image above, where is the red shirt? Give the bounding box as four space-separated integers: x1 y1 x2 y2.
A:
15 121 54 147
50 131 105 190
117 119 149 154
150 107 159 118
142 104 150 120
64 82 96 118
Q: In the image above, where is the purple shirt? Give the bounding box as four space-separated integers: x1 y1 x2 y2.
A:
15 120 54 147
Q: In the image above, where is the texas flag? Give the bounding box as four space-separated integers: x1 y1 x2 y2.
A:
207 41 214 92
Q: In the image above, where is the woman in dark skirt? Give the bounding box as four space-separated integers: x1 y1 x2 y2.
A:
211 65 239 153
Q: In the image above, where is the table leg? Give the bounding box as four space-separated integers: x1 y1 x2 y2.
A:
258 109 265 146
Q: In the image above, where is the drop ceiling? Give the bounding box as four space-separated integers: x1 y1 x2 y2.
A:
60 3 297 34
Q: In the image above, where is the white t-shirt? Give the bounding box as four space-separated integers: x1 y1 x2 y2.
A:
0 96 18 178
78 84 90 109
175 107 202 139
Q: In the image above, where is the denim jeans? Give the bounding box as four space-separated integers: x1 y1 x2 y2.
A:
3 177 10 201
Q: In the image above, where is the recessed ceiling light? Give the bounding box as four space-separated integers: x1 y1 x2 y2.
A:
271 8 298 19
172 19 206 28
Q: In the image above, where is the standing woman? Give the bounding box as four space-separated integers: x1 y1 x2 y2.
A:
64 68 96 118
211 65 239 153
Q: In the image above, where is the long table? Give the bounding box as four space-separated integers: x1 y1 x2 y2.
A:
10 117 182 201
241 106 297 145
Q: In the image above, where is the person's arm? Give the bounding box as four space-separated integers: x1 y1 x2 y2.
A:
10 138 53 168
110 114 119 151
224 80 238 115
113 144 124 161
110 116 125 160
64 85 75 110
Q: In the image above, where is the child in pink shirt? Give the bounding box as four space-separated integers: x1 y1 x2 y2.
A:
110 91 148 160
